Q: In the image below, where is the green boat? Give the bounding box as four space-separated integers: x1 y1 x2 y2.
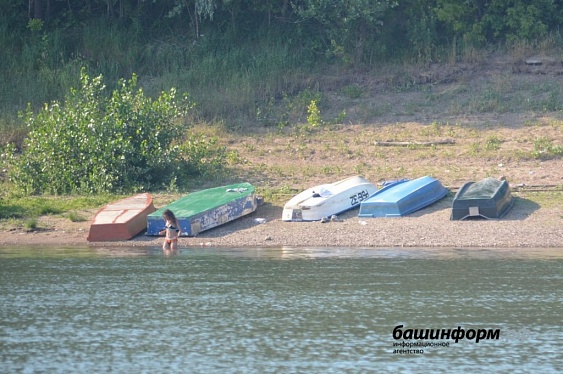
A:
146 183 258 236
450 177 513 220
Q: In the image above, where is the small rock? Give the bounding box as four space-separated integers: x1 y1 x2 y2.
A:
265 236 272 241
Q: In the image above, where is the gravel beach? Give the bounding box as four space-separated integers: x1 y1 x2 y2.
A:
1 190 561 249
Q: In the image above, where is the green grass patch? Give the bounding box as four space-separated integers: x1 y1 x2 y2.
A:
0 194 113 220
518 191 563 209
67 211 87 222
341 85 364 99
532 137 563 159
24 217 38 231
485 135 503 151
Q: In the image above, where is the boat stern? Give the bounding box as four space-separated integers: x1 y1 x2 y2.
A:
451 178 513 220
282 207 303 221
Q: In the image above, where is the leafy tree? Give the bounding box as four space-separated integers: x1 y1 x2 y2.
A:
382 0 444 62
292 0 398 64
164 0 218 37
11 68 194 194
434 0 560 45
480 0 558 43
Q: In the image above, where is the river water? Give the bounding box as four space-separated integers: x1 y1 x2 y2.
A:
0 246 561 373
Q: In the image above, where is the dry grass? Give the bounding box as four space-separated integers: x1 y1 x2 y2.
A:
185 51 563 203
215 119 561 200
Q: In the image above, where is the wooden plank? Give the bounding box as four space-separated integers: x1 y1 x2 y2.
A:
374 139 455 146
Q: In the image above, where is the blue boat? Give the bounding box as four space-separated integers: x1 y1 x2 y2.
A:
358 176 448 218
450 177 513 220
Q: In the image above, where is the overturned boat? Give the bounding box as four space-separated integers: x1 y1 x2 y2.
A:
146 183 259 236
87 193 156 242
451 177 513 220
282 175 377 221
358 176 448 218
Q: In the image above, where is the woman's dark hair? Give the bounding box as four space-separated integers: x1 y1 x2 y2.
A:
162 209 177 221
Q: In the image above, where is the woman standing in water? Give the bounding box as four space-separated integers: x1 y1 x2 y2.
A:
159 209 181 251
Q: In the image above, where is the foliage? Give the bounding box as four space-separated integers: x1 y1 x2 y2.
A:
178 133 228 178
2 0 563 148
532 137 563 159
67 211 87 222
3 1 563 61
306 100 322 128
434 0 561 46
292 0 398 64
24 217 38 231
485 135 502 151
10 68 194 194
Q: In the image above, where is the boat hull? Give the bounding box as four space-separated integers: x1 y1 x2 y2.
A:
87 193 156 242
451 178 513 220
282 176 377 221
146 183 258 236
358 176 447 218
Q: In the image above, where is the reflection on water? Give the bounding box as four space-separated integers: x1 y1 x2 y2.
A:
276 246 563 260
1 246 562 373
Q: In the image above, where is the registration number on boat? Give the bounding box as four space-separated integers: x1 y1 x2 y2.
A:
349 190 370 206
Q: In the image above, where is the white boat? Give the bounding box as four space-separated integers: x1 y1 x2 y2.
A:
282 175 378 221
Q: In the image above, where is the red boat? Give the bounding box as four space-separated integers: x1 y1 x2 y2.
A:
87 193 156 242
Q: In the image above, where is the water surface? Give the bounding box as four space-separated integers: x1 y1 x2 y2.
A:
1 246 561 373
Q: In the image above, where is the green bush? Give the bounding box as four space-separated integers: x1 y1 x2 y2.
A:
10 68 194 194
178 133 227 178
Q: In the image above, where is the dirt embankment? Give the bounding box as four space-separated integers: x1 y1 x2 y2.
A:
1 52 562 249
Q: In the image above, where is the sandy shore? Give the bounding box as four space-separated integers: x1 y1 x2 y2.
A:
1 192 562 249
